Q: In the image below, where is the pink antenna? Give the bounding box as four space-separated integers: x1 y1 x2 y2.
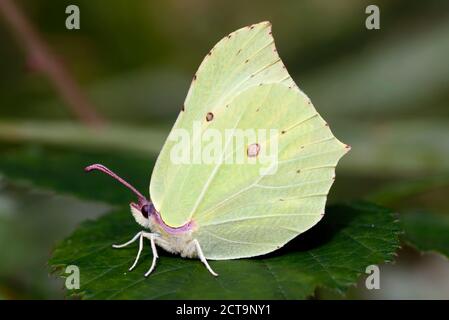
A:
84 164 146 201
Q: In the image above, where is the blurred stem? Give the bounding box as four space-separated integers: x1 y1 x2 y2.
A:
0 0 105 127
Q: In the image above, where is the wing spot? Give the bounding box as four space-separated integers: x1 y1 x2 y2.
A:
206 112 214 122
193 74 197 81
247 143 260 157
281 130 286 134
296 169 301 173
245 59 249 63
237 49 242 55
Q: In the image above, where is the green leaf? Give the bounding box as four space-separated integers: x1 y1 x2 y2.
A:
367 176 449 260
401 211 449 258
0 178 109 299
49 201 400 299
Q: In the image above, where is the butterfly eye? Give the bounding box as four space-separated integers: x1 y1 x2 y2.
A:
141 205 150 218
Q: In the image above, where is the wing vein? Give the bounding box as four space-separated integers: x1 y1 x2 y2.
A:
202 229 275 246
202 213 319 227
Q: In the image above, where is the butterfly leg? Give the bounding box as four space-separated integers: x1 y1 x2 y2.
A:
142 232 159 277
128 233 145 271
112 231 141 249
193 239 218 277
112 231 145 271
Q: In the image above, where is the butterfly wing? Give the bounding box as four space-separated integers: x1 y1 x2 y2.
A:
150 21 296 227
191 83 348 259
150 22 348 260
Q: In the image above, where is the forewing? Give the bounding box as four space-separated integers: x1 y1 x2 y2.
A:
150 22 348 260
150 21 296 227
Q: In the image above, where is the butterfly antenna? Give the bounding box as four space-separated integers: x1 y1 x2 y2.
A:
84 164 146 201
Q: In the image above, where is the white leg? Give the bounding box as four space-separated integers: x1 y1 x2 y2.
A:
128 233 144 271
112 231 141 248
142 232 159 277
112 231 145 272
194 239 218 277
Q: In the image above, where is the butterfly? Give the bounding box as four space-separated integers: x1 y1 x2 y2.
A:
85 21 349 277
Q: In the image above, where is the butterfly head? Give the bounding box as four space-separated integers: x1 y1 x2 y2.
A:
84 164 153 228
130 199 155 228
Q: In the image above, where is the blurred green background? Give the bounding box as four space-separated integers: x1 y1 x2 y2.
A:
0 0 448 299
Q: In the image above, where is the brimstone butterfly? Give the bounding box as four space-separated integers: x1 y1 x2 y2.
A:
85 21 349 277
